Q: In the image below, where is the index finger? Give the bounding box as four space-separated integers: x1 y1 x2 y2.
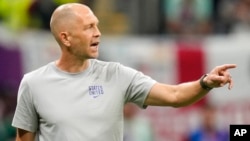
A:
219 64 237 70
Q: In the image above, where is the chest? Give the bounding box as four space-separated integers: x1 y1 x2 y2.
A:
32 78 124 126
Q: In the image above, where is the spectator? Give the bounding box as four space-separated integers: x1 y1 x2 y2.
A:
29 0 58 30
0 86 16 141
231 0 250 33
163 0 213 36
186 104 229 141
0 0 32 31
123 103 154 141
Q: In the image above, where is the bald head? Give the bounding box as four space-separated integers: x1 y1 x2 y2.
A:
50 3 93 43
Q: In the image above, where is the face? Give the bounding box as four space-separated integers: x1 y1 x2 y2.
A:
62 6 101 60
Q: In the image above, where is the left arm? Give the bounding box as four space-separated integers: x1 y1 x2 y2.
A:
144 64 236 107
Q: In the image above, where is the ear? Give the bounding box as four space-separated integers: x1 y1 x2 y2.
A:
60 32 70 47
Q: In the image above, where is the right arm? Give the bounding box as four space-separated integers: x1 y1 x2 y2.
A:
16 128 36 141
144 64 236 107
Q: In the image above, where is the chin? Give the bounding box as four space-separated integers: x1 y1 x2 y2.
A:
89 54 99 59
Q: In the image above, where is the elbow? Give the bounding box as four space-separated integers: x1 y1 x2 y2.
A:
171 100 190 108
171 102 189 108
171 100 185 108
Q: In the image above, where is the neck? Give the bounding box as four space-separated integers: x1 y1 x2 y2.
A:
55 58 90 73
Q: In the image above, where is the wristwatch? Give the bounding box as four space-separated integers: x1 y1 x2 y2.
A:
200 74 213 91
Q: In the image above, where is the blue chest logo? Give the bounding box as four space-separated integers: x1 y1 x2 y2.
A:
89 85 104 98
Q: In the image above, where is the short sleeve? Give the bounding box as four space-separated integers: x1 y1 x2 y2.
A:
123 67 156 108
12 75 38 132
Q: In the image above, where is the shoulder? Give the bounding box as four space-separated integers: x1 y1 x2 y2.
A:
91 59 121 68
91 59 137 74
23 62 53 81
91 59 124 72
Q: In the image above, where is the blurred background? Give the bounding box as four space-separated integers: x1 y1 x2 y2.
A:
0 0 250 141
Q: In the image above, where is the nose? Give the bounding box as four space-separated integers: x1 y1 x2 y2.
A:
94 26 101 37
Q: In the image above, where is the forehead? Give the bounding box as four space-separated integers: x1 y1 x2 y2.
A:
74 6 99 24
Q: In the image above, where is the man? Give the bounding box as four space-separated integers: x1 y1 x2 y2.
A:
123 103 154 141
12 3 236 141
187 104 229 141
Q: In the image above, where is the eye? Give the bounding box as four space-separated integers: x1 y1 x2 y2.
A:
84 23 98 30
89 24 95 28
84 24 92 30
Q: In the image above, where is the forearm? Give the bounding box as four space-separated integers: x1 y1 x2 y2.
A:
145 79 210 107
173 80 209 107
16 128 36 141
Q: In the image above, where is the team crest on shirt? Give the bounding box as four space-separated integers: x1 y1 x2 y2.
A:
88 85 104 98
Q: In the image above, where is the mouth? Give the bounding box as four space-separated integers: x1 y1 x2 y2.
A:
90 42 99 48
